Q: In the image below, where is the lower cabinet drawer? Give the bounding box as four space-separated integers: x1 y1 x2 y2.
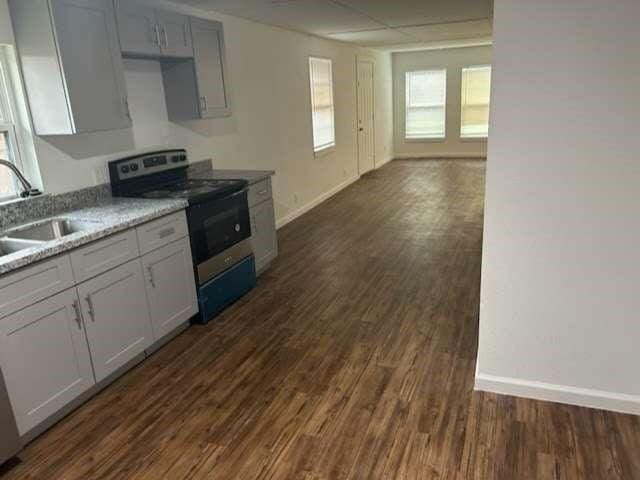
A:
196 255 256 323
70 229 140 283
0 255 74 320
0 288 95 435
248 179 272 208
136 210 188 256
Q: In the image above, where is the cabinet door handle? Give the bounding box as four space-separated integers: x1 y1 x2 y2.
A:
85 294 95 322
154 24 162 48
258 189 268 196
148 266 156 288
200 96 208 112
72 300 82 330
123 97 131 119
162 27 168 49
158 227 175 239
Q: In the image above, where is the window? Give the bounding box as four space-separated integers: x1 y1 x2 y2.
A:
0 49 22 199
460 65 491 138
309 57 335 153
405 69 446 139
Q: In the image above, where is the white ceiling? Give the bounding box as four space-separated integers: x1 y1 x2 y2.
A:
174 0 493 49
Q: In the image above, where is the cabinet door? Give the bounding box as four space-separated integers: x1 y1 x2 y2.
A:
191 18 231 118
114 0 160 56
50 0 131 132
0 289 94 435
157 10 193 58
142 238 198 341
250 200 278 273
77 260 153 382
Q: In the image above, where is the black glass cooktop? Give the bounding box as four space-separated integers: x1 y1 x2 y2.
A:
135 179 246 204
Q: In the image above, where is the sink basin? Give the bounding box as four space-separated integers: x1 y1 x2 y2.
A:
5 218 100 242
0 238 42 257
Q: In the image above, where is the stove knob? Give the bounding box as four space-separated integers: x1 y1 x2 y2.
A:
130 164 139 172
120 165 130 174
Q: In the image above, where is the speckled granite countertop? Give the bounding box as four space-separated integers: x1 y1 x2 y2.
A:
190 169 275 185
0 197 187 276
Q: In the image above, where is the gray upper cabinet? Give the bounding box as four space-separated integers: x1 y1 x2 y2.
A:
114 0 160 57
163 17 231 122
115 1 192 58
191 18 231 118
156 10 193 58
9 0 131 135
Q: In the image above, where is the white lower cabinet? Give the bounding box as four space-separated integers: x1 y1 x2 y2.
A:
142 237 198 341
0 288 94 435
250 199 278 273
0 211 197 437
77 259 153 383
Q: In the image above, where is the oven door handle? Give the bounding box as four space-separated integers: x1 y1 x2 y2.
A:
229 188 249 198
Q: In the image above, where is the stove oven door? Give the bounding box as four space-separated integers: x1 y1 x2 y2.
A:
187 190 251 280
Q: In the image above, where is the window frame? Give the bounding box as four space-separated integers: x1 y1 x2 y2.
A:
0 48 26 201
460 64 491 140
308 56 336 156
404 68 447 141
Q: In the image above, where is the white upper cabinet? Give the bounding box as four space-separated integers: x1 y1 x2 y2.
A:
115 1 193 58
8 0 131 135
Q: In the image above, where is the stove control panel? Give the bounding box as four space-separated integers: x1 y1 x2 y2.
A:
109 150 188 183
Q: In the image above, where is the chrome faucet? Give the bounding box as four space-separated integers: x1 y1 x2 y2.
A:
0 158 41 198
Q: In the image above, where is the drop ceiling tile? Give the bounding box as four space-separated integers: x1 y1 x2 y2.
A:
248 0 384 35
176 0 384 35
325 28 417 47
334 0 492 27
174 0 275 14
397 19 492 42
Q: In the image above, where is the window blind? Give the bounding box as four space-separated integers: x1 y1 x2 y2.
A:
460 65 491 138
405 69 446 139
309 57 335 152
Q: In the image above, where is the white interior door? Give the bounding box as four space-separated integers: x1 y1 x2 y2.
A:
357 60 375 175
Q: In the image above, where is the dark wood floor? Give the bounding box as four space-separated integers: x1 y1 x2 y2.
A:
2 160 640 479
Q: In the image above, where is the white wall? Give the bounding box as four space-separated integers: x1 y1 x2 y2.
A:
0 0 11 45
0 0 394 225
392 45 491 159
477 0 640 414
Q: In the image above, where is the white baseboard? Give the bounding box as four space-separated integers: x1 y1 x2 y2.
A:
475 373 640 416
375 156 394 169
394 153 486 160
275 175 360 230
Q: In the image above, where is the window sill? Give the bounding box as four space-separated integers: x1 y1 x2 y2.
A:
0 194 22 205
460 136 488 142
314 145 335 158
404 137 445 143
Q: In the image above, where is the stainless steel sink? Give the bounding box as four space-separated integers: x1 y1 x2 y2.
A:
5 218 99 242
0 238 41 257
